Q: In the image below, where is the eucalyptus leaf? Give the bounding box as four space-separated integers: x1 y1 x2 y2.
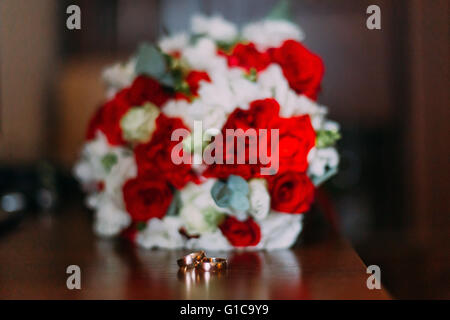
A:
211 180 232 208
229 192 250 212
267 0 293 21
135 43 167 78
166 190 181 216
227 175 249 195
158 73 176 87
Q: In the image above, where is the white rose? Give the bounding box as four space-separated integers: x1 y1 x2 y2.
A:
307 147 339 177
242 20 304 51
248 179 270 221
258 212 303 250
120 103 160 144
191 15 238 43
136 217 185 249
179 180 227 235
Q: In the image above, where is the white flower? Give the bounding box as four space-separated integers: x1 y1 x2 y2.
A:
258 212 303 250
191 15 238 43
182 37 227 73
103 149 137 200
228 71 271 110
161 99 194 129
248 179 270 221
73 132 114 187
73 132 136 193
242 19 304 51
257 64 290 100
179 180 227 235
307 147 339 177
136 217 185 249
158 32 189 53
162 97 227 133
196 73 236 113
120 103 160 144
258 64 328 129
185 229 232 251
74 132 136 236
322 119 340 132
102 59 136 98
93 195 131 237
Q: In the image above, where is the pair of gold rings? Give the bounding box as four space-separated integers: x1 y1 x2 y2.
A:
177 251 227 272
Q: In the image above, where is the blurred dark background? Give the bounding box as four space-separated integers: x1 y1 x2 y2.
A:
0 0 448 299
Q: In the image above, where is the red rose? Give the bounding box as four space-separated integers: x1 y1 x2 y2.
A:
185 70 211 96
272 115 316 174
85 74 174 146
223 98 280 131
203 162 255 180
203 99 280 180
123 176 173 221
219 216 261 247
268 171 315 214
225 43 271 72
134 114 198 189
86 88 132 145
270 40 324 100
128 75 172 107
123 175 173 222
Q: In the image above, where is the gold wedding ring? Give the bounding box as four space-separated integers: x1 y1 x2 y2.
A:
198 257 228 272
177 250 205 268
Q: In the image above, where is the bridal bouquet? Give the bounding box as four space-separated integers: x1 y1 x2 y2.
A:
74 14 340 250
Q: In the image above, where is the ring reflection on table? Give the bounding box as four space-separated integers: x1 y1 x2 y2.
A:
177 251 205 268
198 257 228 272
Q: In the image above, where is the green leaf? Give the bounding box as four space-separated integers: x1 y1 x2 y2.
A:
166 190 181 216
158 73 176 87
217 39 239 53
229 192 250 212
101 153 118 173
136 221 147 231
243 68 258 82
227 175 249 195
211 180 232 208
267 0 293 21
135 43 167 79
316 130 341 148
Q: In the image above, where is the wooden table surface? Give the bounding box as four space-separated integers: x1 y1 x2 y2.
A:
0 206 390 299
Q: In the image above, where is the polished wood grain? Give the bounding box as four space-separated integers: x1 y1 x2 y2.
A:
0 207 390 299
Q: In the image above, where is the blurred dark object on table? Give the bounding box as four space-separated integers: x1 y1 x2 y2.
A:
0 162 81 235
